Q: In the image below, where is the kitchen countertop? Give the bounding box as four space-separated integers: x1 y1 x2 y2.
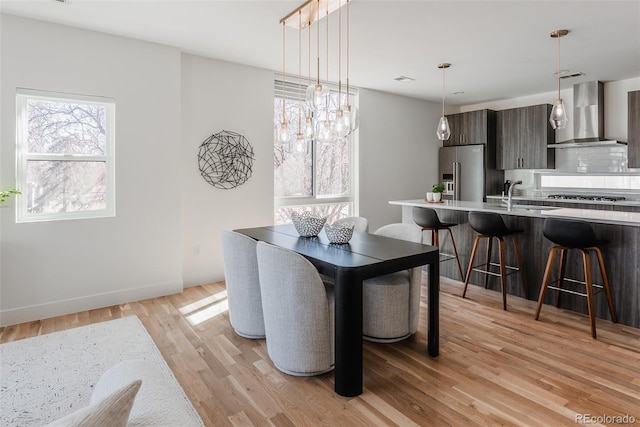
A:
486 194 640 207
389 199 640 227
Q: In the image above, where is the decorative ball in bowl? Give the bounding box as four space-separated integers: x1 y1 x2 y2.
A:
291 211 327 237
324 223 355 244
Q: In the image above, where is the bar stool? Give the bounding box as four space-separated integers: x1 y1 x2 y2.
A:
412 207 464 281
534 218 616 338
462 211 527 310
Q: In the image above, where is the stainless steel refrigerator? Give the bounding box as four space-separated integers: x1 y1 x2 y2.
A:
438 145 485 202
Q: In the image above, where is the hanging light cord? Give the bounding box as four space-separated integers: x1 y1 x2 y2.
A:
282 22 286 120
316 0 320 85
338 0 342 103
556 33 561 99
326 1 329 88
325 0 330 115
346 0 350 107
298 11 302 130
441 66 446 117
308 19 311 87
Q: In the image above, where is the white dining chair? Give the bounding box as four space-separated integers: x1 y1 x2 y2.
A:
256 241 335 376
363 223 423 343
221 230 265 339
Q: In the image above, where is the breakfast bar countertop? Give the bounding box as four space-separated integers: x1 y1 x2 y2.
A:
485 194 640 207
389 199 640 227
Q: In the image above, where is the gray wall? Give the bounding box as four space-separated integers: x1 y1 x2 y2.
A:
1 15 183 325
0 14 440 325
180 53 274 287
359 88 442 231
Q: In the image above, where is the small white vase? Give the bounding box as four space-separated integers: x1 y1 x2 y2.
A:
426 192 434 202
432 192 442 202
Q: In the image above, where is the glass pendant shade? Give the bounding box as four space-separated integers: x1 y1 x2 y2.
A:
306 83 328 111
303 115 315 140
293 133 306 158
276 121 291 144
334 109 350 138
436 116 451 141
549 99 568 130
341 104 359 133
316 119 335 144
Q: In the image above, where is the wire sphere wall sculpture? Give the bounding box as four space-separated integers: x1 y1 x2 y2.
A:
197 130 254 190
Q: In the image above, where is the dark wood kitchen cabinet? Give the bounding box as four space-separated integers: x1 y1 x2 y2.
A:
629 90 640 168
443 109 496 147
496 104 555 170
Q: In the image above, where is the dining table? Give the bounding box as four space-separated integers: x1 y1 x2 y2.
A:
235 223 440 397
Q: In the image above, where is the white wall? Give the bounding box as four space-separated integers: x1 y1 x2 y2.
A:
0 14 443 324
359 88 442 231
181 54 274 286
0 15 183 325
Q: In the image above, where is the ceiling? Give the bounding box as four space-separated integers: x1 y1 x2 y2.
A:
2 0 639 106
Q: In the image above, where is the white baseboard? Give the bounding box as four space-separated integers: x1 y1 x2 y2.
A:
0 280 183 327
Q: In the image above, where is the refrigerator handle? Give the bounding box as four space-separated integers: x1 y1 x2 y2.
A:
453 162 461 201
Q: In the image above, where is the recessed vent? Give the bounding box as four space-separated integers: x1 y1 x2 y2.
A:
394 76 415 83
559 71 585 79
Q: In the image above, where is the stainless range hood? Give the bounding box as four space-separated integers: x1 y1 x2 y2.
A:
549 81 627 148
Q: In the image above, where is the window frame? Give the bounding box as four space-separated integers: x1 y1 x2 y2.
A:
273 76 359 221
15 88 116 223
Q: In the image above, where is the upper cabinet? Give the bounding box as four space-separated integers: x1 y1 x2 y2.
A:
628 90 640 168
443 109 496 147
496 104 555 170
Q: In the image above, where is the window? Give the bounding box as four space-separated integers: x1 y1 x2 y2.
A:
16 89 115 222
274 78 358 224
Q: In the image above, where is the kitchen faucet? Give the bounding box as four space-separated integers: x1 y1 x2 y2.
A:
505 180 522 211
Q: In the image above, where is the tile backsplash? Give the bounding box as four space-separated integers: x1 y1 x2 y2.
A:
554 145 628 173
502 145 640 200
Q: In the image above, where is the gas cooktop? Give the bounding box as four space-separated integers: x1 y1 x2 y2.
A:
547 194 626 202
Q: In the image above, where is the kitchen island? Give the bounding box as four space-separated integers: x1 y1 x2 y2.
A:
390 199 640 328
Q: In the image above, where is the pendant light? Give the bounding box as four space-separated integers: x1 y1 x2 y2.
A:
339 0 358 135
276 22 291 144
305 0 328 111
334 0 350 138
436 63 451 141
302 19 315 141
293 11 307 157
549 29 569 130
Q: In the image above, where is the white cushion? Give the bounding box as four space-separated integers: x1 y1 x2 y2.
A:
45 380 141 427
91 359 200 426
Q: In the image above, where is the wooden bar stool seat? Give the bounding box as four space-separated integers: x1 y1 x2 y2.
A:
412 206 465 281
462 211 527 310
535 218 616 338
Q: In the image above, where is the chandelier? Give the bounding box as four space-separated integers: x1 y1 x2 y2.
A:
277 0 359 147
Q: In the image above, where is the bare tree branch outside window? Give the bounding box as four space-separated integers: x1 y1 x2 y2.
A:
274 84 355 225
17 92 114 221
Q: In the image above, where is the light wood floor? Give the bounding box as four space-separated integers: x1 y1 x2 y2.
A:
2 277 640 426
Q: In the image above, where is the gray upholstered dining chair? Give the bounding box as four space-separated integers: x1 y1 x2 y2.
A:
332 216 369 233
363 223 423 343
256 241 335 376
220 230 265 339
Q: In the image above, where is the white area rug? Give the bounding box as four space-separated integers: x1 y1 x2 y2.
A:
0 316 203 426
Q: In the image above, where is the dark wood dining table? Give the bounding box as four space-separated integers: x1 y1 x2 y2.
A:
235 224 440 397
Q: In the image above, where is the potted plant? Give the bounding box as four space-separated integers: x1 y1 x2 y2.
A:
0 188 20 206
431 184 445 202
